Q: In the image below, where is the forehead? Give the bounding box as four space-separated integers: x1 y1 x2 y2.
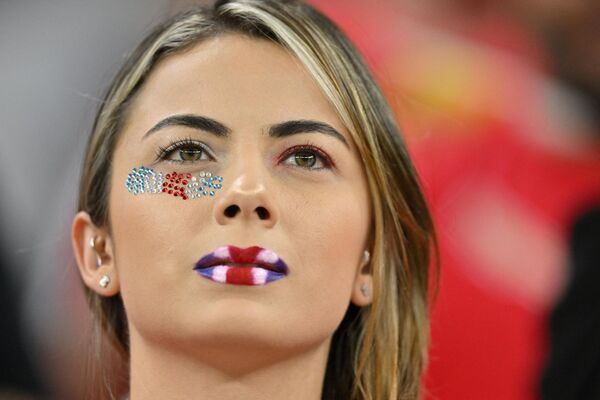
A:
126 33 352 145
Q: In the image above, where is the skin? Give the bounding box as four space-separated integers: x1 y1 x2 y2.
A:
72 34 373 400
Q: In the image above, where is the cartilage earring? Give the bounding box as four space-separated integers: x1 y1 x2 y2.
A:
99 275 111 288
360 282 370 297
125 166 224 200
90 236 102 268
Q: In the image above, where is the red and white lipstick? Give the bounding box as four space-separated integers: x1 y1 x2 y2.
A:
194 245 289 286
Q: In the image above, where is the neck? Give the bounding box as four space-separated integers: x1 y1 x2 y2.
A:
128 327 331 400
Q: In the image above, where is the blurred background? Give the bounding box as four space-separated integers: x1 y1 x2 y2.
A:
1 0 598 399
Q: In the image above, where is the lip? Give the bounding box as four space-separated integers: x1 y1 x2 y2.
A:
194 245 289 286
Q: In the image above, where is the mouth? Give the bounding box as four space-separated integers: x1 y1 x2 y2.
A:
193 245 289 286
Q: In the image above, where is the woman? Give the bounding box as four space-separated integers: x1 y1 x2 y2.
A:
71 0 437 399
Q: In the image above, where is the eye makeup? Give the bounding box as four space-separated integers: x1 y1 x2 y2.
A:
125 166 223 200
278 141 335 171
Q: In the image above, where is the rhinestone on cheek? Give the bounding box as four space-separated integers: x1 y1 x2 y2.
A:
126 167 224 201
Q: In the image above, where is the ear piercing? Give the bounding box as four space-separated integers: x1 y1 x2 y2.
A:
90 236 102 268
360 282 370 297
360 250 371 298
125 166 224 200
99 275 111 288
363 250 370 264
90 237 111 288
89 237 96 249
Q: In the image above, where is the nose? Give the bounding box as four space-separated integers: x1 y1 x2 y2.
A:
213 161 278 229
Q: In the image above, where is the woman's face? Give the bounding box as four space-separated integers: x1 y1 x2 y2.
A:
108 34 371 362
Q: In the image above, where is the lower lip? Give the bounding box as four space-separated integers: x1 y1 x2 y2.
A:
194 265 287 286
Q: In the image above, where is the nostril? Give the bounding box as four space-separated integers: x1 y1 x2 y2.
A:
256 206 270 220
224 205 239 218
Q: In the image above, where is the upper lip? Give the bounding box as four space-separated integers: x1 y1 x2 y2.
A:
194 245 289 275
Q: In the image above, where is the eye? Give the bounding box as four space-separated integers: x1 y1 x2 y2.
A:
280 143 334 171
155 138 212 164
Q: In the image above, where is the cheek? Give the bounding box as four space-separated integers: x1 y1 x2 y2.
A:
292 177 370 270
110 187 189 266
108 178 213 321
286 181 370 327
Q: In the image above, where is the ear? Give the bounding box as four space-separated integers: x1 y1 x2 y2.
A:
350 250 373 307
71 211 120 296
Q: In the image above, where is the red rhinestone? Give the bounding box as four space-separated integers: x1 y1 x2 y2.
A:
179 187 185 192
162 182 168 187
174 193 179 197
186 174 191 179
178 174 183 179
166 174 170 179
182 195 188 200
176 179 180 184
168 190 173 194
162 188 167 193
182 180 188 185
168 184 173 188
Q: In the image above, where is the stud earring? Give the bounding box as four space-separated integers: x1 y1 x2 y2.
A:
360 282 370 297
99 275 111 288
363 250 370 264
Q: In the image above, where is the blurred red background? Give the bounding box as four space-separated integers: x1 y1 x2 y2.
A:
308 1 600 399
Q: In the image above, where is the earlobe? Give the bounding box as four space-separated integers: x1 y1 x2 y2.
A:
71 211 120 296
350 250 373 307
351 277 373 307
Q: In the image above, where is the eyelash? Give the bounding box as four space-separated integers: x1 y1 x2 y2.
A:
155 137 212 163
154 137 335 171
278 141 334 171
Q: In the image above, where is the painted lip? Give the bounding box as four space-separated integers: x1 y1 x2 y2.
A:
193 245 289 286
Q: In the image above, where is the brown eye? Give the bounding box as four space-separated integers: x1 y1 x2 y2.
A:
294 151 316 168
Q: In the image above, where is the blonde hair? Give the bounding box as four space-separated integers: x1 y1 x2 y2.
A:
77 1 438 399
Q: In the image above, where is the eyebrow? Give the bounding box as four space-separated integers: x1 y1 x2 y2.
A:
142 114 349 149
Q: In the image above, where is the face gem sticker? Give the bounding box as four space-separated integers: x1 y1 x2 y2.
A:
125 166 223 200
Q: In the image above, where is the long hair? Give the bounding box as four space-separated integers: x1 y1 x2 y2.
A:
77 1 438 399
